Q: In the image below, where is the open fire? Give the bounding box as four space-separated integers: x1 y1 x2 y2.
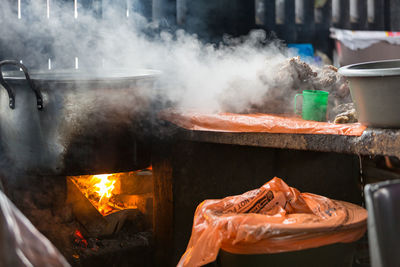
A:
67 169 153 236
71 173 121 216
70 171 150 216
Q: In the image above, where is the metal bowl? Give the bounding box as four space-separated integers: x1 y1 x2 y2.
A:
339 59 400 128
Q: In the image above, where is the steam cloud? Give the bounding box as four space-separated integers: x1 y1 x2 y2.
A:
0 0 298 113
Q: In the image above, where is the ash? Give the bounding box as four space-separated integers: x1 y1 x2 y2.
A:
1 174 153 267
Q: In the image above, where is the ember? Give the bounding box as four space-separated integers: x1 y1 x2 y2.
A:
74 229 88 248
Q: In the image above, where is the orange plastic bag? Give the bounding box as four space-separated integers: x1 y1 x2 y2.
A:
178 177 367 267
161 110 367 136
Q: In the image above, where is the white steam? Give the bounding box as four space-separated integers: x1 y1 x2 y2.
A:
0 1 293 113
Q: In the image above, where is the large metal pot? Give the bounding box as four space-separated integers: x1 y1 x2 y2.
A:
0 60 160 175
338 59 400 128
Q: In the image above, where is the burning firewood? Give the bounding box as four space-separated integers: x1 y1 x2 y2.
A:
67 171 153 237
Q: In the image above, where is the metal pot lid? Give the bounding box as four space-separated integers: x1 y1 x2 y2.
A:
3 68 161 82
339 59 400 77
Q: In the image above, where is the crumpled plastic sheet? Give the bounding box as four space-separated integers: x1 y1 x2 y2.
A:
0 190 70 267
178 177 367 267
330 27 400 50
161 110 367 136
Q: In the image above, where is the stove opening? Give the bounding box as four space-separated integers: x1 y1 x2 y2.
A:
67 169 153 237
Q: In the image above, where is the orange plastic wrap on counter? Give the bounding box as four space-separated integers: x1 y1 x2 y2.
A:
178 177 367 267
161 110 367 136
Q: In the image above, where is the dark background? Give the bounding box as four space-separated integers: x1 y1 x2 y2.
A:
2 0 400 67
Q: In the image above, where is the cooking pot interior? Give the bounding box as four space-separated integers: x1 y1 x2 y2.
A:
347 60 400 70
339 59 400 77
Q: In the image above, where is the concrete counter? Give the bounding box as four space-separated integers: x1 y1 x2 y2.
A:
176 128 400 158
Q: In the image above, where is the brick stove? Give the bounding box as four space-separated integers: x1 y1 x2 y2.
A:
2 121 400 267
1 168 154 267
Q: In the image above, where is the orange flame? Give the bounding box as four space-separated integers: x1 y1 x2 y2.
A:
91 174 115 202
69 173 118 216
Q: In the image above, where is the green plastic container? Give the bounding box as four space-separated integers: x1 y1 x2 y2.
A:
215 242 356 267
295 90 329 122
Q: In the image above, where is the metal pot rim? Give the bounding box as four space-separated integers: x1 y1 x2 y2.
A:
3 68 162 82
338 59 400 77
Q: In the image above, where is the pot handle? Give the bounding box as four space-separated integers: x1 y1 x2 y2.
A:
0 60 43 110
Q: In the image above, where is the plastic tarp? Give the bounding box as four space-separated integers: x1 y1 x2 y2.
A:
330 27 400 50
178 177 367 267
161 110 367 136
0 190 70 267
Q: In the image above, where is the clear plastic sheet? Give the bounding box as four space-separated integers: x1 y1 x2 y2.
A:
0 190 70 267
161 111 367 136
178 177 367 267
